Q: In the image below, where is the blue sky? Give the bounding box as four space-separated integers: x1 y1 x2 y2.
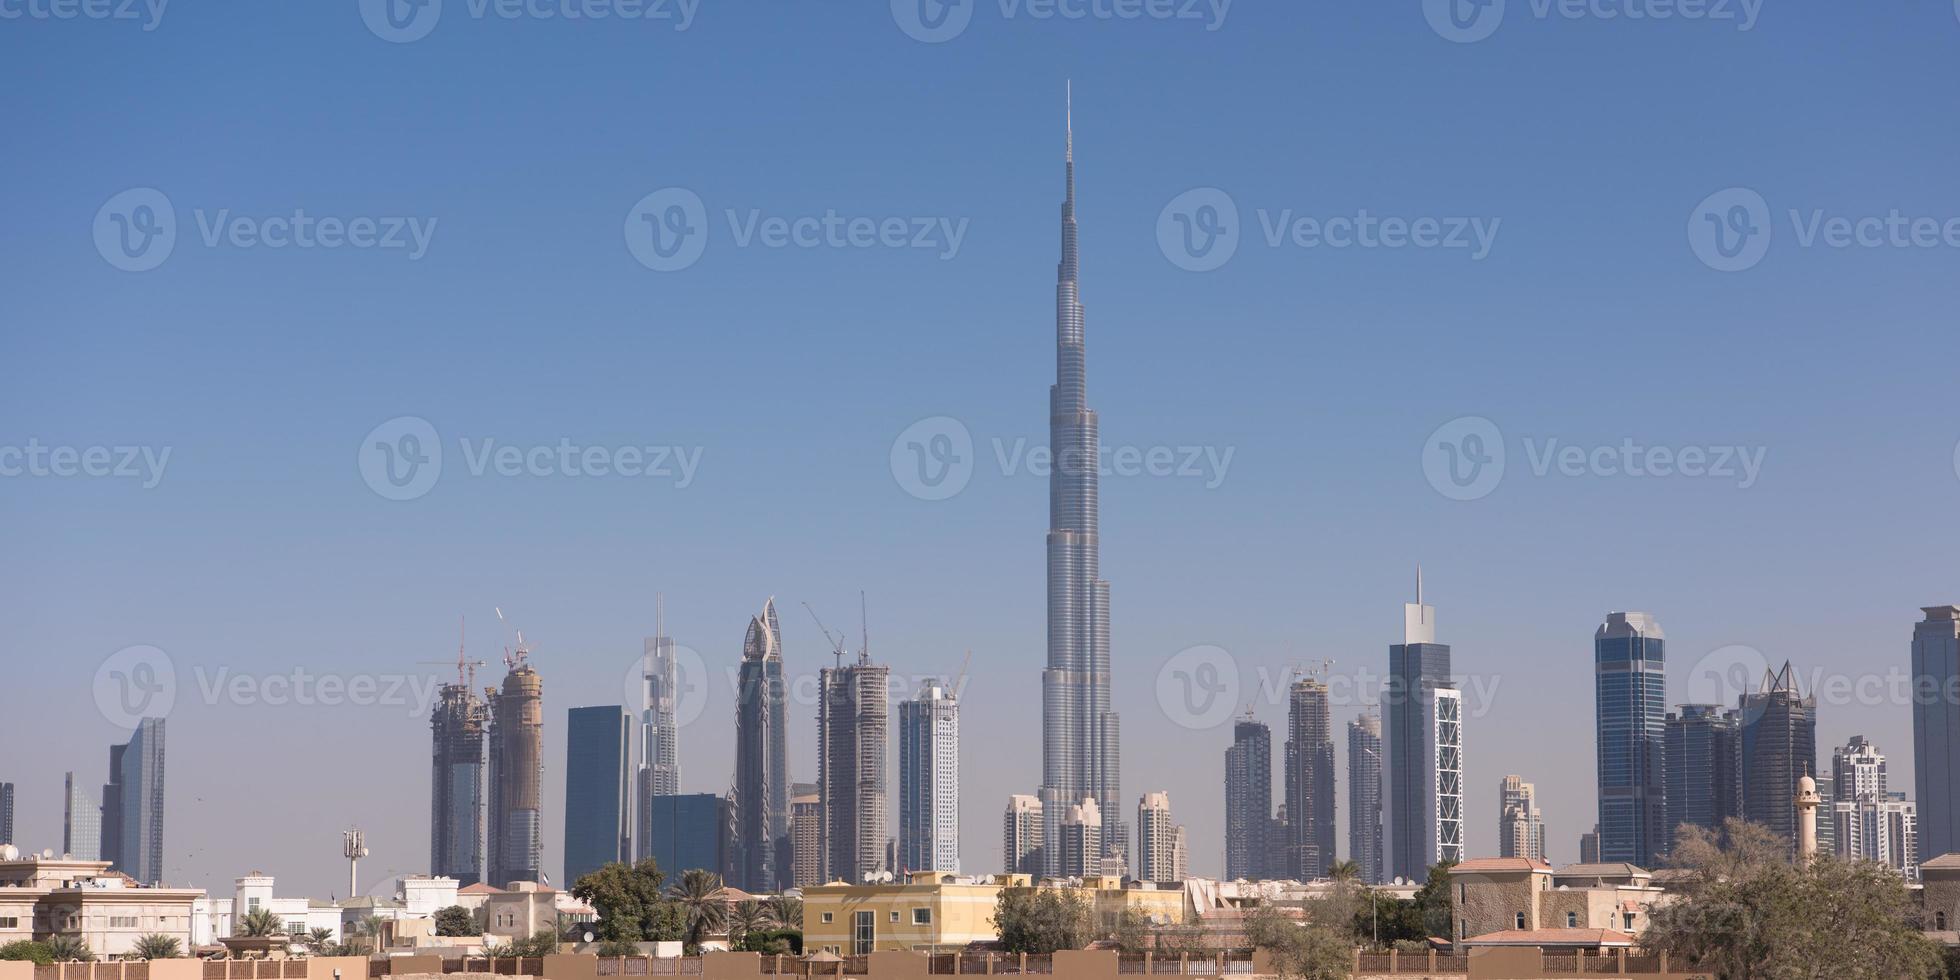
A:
5 0 1960 896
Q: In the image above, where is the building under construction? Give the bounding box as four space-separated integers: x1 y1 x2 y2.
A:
429 673 488 887
818 650 890 885
488 649 545 887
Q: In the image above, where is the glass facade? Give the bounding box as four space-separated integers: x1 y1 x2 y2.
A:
563 705 632 887
644 793 729 879
1594 612 1666 868
1664 704 1741 852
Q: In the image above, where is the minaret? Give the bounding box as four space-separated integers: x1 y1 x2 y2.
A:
1796 773 1821 863
1039 82 1123 875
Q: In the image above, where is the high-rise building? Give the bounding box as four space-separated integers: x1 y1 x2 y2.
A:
1348 714 1384 884
1664 705 1742 852
642 792 732 880
1815 772 1838 857
790 785 822 887
101 743 124 872
430 671 488 886
1830 736 1918 876
1912 605 1960 860
63 773 100 860
1171 825 1189 883
0 783 12 845
1740 661 1817 856
1003 795 1044 876
1578 826 1600 864
637 597 682 860
487 652 544 887
1037 90 1124 878
1136 792 1179 882
819 651 890 885
564 706 632 887
1497 775 1545 861
1386 573 1463 882
1225 717 1274 881
1594 611 1667 869
899 679 959 874
1284 678 1335 880
1058 799 1102 879
107 719 165 884
734 598 790 892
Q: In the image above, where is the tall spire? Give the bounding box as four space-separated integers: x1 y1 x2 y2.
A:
1065 79 1073 164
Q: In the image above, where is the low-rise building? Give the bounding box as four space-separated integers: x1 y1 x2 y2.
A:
1448 857 1669 946
0 847 203 958
803 871 1190 955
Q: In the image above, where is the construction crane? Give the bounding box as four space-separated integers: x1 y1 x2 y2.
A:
1293 658 1335 683
420 616 488 689
949 649 972 697
495 605 532 669
802 601 848 666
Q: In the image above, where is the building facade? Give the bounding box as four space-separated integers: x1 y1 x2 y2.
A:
1386 578 1462 882
1058 799 1102 880
1349 713 1384 884
1003 795 1044 876
1225 717 1274 882
488 654 544 887
1498 775 1545 862
899 679 960 874
1284 678 1335 880
108 718 165 884
1136 792 1180 883
791 785 822 887
0 853 202 958
637 597 682 858
1594 612 1667 869
820 653 891 885
1830 736 1918 876
734 598 790 892
1913 605 1960 861
63 773 99 861
641 792 731 880
430 677 488 886
0 784 11 846
1740 661 1817 855
1663 704 1742 852
564 705 633 887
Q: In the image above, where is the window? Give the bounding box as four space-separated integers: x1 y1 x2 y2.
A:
1623 913 1635 930
889 910 900 923
1941 912 1950 931
110 917 139 928
1514 912 1526 929
1566 912 1577 928
0 918 16 929
912 908 931 925
1459 919 1467 940
853 911 875 955
1457 884 1466 902
821 912 833 924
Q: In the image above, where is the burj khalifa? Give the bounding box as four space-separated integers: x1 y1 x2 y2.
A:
1038 86 1124 876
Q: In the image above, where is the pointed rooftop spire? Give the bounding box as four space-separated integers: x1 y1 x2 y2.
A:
1065 79 1073 163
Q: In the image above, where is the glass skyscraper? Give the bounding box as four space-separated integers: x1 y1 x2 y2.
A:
734 599 789 891
1284 677 1335 880
1740 661 1816 855
1386 576 1462 883
898 679 960 874
63 772 100 860
109 718 165 884
563 705 632 887
1912 605 1960 860
1594 612 1667 868
642 792 731 879
1664 704 1742 851
1225 717 1274 881
1347 714 1383 885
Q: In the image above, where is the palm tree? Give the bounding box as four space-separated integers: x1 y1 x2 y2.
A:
727 900 772 944
767 895 802 930
46 936 93 962
133 935 181 960
1327 860 1360 885
303 928 335 953
664 869 726 948
239 907 285 937
359 915 387 953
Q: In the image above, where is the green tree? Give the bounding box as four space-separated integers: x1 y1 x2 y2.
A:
0 941 54 965
991 887 1094 954
733 928 801 955
1243 906 1351 980
726 899 773 945
238 907 285 937
434 905 477 937
1326 861 1360 885
45 936 93 962
767 895 802 930
665 869 727 949
574 859 685 943
133 935 182 960
1643 818 1941 979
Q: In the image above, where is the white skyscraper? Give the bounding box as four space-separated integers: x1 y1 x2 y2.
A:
1003 795 1045 875
1059 799 1103 879
899 679 960 873
64 772 101 860
1386 572 1463 881
1498 774 1545 862
1136 791 1179 882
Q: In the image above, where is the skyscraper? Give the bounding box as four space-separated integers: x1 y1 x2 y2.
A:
0 783 11 846
642 792 733 880
1225 716 1274 881
108 719 165 884
637 596 682 860
487 652 544 887
1284 677 1335 880
1058 798 1102 879
1003 795 1044 876
1912 605 1960 860
734 599 789 891
564 706 632 887
899 679 959 874
101 743 124 872
1136 792 1179 883
1348 714 1383 885
1595 612 1667 868
819 651 890 885
1831 736 1918 875
430 670 488 886
1038 88 1124 877
1386 574 1462 882
1578 826 1599 864
1664 704 1742 852
1497 775 1545 862
63 772 100 860
1171 826 1189 883
1740 661 1817 856
790 785 822 887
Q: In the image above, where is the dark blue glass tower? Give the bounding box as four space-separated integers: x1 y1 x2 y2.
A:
563 705 632 886
1595 612 1667 868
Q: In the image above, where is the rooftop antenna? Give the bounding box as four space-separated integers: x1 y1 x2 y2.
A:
1417 564 1423 607
859 590 870 665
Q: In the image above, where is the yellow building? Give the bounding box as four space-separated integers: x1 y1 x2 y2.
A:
802 872 1191 955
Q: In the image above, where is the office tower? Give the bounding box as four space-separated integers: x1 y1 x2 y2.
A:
1137 792 1178 882
791 785 822 887
1345 714 1384 884
1171 826 1189 882
734 598 789 892
63 773 100 860
1283 677 1335 880
0 783 11 845
1058 799 1103 879
487 652 544 886
1740 661 1817 856
430 671 489 886
101 743 124 872
1830 736 1918 875
1037 90 1124 878
642 793 733 879
899 679 960 874
637 597 682 860
1386 573 1463 882
1664 705 1742 852
1003 795 1045 876
107 719 165 884
819 651 890 885
1225 717 1274 881
1913 605 1960 860
1498 775 1545 862
1815 773 1838 857
1594 612 1667 869
1578 826 1600 864
564 706 632 887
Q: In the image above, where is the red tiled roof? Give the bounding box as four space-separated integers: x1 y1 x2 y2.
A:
1449 857 1553 873
459 883 504 895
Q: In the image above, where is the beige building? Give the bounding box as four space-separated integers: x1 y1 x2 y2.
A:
1448 857 1669 946
803 871 1189 955
0 848 203 958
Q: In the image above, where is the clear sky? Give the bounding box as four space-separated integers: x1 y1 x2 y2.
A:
5 0 1960 899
